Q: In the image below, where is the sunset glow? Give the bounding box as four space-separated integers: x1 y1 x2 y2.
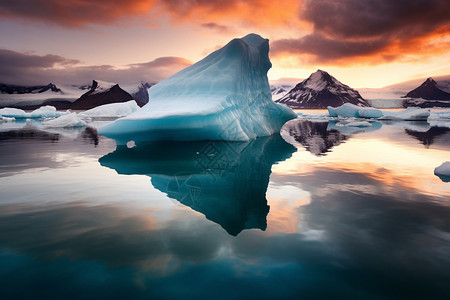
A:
0 0 449 87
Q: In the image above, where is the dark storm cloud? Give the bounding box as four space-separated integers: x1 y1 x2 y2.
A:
272 0 450 64
0 49 191 85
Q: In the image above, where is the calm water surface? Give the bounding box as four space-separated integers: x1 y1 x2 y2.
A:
0 117 449 299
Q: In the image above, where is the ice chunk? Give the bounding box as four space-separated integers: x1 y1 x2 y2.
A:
0 107 29 118
434 161 450 182
42 113 86 128
338 121 372 127
327 120 382 135
0 116 15 122
379 107 430 121
79 100 139 118
327 103 382 118
30 105 63 118
98 34 297 143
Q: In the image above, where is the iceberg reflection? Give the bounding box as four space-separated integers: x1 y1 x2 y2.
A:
99 134 296 236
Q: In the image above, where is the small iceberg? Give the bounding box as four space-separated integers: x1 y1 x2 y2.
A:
0 107 29 119
434 162 450 182
98 34 297 143
328 103 431 121
79 100 139 118
42 113 86 128
0 105 65 119
327 103 383 118
378 107 430 121
30 105 64 118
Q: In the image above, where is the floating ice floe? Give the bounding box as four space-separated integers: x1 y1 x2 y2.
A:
0 116 15 122
0 105 65 119
338 121 372 127
327 103 383 118
428 111 450 128
42 113 86 128
378 107 430 121
327 103 431 121
30 105 64 118
434 161 450 182
98 34 297 143
0 107 29 118
327 120 382 135
79 100 139 118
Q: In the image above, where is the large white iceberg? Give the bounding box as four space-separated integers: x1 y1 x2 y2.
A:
98 34 297 143
79 100 139 118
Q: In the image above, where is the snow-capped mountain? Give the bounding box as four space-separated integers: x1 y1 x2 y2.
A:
270 84 293 101
70 80 134 110
405 77 450 100
0 83 62 94
276 70 369 108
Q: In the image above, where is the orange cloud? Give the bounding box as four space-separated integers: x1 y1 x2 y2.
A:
271 0 450 66
0 0 301 28
158 0 301 27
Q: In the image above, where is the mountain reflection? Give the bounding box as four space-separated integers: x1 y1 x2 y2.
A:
281 120 349 156
405 126 450 148
99 134 296 236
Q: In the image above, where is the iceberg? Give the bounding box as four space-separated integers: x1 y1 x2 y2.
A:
0 105 64 119
337 121 372 127
30 105 64 118
0 107 29 118
42 113 86 128
327 103 382 118
98 34 297 143
79 100 139 118
378 107 430 121
434 161 450 182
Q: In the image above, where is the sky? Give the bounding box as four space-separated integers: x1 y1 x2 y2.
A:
0 0 449 88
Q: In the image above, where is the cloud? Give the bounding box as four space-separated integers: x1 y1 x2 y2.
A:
0 0 301 28
159 0 301 27
0 49 192 85
0 0 155 27
271 0 450 65
201 22 231 33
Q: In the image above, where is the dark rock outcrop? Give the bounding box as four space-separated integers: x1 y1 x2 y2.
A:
70 80 134 110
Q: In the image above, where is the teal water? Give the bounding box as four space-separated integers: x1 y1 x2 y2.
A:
0 119 449 299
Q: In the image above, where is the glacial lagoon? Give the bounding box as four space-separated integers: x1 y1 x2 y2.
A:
0 115 449 299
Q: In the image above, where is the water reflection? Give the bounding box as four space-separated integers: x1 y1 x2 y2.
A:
282 118 450 155
99 134 296 236
281 120 349 156
405 126 450 148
